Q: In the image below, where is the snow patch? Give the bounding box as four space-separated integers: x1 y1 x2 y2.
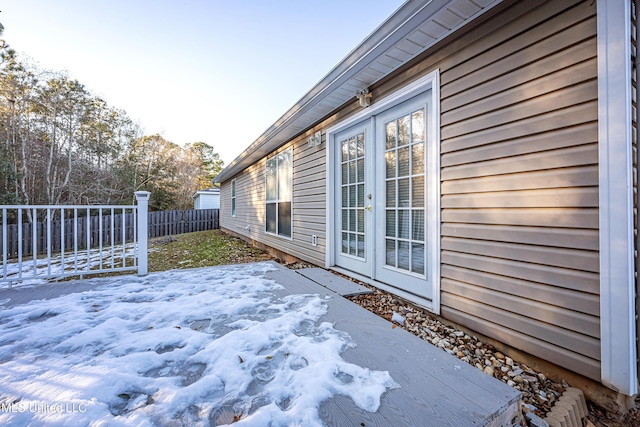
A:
0 262 396 425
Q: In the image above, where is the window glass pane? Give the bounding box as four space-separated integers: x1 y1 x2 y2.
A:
266 158 276 201
398 241 410 270
412 110 424 142
349 209 355 232
232 198 236 216
386 239 396 266
412 143 424 175
357 208 364 233
398 178 409 207
412 243 425 275
231 180 236 197
412 210 424 241
412 176 424 208
349 233 356 256
386 210 395 237
341 140 348 162
398 115 410 146
349 185 356 208
277 151 292 201
357 234 365 258
357 158 364 183
349 137 356 160
349 161 356 184
341 209 348 231
266 203 276 233
357 184 364 207
357 133 365 157
398 209 410 239
342 187 348 208
278 202 291 237
385 151 396 178
397 147 410 177
342 232 349 254
386 181 396 207
386 121 396 150
341 163 348 186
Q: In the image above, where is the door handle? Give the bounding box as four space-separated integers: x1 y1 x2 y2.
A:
365 205 372 212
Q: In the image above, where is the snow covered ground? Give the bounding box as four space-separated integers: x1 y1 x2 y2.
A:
0 262 396 426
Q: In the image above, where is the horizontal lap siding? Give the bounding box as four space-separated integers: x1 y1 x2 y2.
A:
220 137 327 266
438 0 599 380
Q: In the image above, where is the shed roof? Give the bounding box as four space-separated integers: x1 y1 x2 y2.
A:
191 188 221 199
215 0 503 183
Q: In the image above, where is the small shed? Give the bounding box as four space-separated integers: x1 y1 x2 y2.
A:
192 188 220 210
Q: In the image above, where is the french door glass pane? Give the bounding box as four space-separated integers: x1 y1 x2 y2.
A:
412 210 425 241
398 241 410 270
386 210 395 237
398 115 410 146
412 176 424 207
412 143 424 174
357 234 365 258
398 147 410 177
385 151 396 178
398 210 410 239
412 111 424 141
412 243 425 274
386 239 395 266
386 122 396 149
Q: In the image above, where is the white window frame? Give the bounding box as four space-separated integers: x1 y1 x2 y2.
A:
265 148 293 239
231 179 236 217
597 0 638 396
325 69 441 313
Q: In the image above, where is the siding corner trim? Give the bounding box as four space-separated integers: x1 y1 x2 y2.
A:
597 0 638 396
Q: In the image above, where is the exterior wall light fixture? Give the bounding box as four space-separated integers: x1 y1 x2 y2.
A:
308 131 322 147
355 88 372 107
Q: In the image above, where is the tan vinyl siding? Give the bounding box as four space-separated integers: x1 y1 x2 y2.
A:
220 135 327 266
436 0 600 380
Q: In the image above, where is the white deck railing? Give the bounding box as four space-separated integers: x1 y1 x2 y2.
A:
0 191 150 287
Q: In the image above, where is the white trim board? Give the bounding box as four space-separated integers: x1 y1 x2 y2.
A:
597 0 638 396
325 70 441 313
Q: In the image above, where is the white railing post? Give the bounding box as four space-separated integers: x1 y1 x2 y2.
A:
134 191 151 276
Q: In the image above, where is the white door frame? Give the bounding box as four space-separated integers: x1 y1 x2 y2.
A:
325 69 441 313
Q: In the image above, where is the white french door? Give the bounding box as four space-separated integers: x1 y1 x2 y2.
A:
374 96 432 299
334 121 373 277
329 71 439 309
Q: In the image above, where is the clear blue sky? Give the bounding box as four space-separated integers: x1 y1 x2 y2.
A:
2 0 405 165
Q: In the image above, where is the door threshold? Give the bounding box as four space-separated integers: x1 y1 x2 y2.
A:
329 266 435 313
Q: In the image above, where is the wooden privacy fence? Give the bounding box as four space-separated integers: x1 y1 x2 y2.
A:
1 208 219 259
148 209 219 238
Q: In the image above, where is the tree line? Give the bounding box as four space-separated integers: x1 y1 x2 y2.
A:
0 29 223 215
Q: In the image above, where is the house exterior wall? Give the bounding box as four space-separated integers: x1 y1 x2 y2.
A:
221 0 601 382
220 138 327 266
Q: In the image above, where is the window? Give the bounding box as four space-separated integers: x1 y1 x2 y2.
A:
231 179 236 217
265 148 292 237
